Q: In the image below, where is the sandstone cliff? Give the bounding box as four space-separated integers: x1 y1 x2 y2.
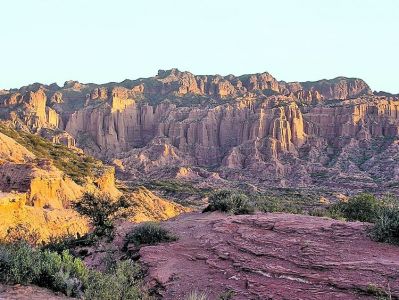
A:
1 69 398 193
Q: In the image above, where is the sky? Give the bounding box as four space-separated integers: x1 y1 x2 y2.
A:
1 0 398 93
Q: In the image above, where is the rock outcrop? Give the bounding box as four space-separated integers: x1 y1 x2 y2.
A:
0 191 88 243
138 212 399 299
117 187 190 223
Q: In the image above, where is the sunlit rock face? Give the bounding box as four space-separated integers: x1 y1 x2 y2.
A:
1 69 399 190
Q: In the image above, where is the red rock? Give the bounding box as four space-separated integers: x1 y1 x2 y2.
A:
1 70 398 191
139 212 399 300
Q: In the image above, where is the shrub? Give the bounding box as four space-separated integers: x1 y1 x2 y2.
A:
0 242 42 284
254 196 304 214
84 260 144 300
255 196 284 213
203 191 255 215
0 242 148 299
333 193 379 222
0 242 87 297
74 192 117 229
365 283 389 298
371 197 399 245
41 250 88 297
125 222 177 247
74 192 131 233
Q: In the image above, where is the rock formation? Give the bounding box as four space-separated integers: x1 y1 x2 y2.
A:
0 125 190 242
138 212 399 299
1 69 399 192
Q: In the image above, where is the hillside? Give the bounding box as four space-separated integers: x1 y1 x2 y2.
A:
0 126 185 243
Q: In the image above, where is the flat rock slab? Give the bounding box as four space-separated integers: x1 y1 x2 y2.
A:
139 212 399 299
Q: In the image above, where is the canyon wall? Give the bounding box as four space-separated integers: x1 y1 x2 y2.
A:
1 69 398 191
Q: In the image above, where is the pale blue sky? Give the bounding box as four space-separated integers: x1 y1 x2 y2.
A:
1 0 398 93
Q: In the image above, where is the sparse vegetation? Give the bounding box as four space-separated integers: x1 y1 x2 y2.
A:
0 124 103 184
42 233 100 254
309 205 346 221
4 223 41 246
309 193 399 246
185 290 209 300
125 222 177 248
202 190 399 247
308 193 382 222
203 190 255 215
184 289 234 300
255 195 303 214
141 180 212 206
251 188 325 215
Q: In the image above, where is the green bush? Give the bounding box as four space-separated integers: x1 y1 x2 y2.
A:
84 260 144 300
0 242 87 297
203 190 255 215
0 242 148 299
42 250 88 297
125 222 177 247
255 196 284 213
371 197 399 245
332 193 379 222
0 242 42 284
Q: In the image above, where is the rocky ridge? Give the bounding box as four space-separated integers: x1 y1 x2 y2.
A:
1 69 399 192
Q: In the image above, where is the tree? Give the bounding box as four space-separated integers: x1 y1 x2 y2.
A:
74 193 123 229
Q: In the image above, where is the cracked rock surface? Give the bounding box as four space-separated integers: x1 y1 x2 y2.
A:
139 212 399 299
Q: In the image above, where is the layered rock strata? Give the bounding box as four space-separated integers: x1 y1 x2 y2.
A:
1 69 398 190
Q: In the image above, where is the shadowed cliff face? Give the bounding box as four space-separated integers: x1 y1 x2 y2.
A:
1 69 398 192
